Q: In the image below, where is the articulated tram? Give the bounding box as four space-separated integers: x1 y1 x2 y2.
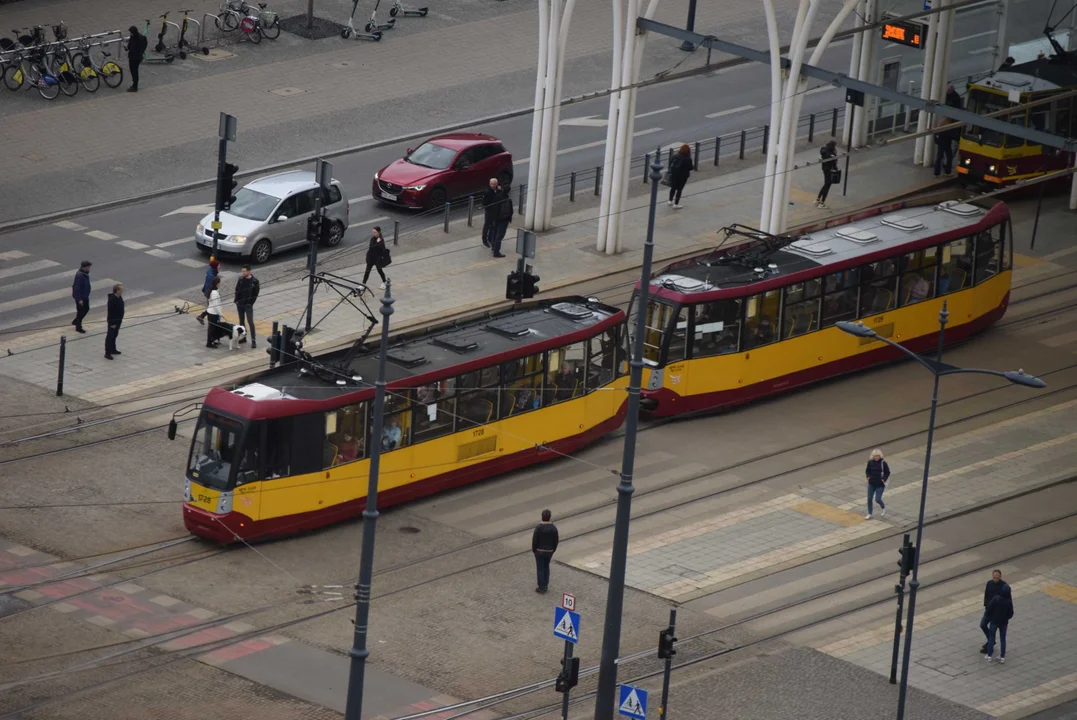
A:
182 297 628 543
634 200 1012 417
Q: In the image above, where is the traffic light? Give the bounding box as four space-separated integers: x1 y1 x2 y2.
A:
555 656 579 693
217 162 239 211
307 214 323 244
522 270 540 299
658 628 677 660
506 270 523 303
897 544 916 578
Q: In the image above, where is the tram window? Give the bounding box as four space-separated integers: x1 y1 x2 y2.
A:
546 342 585 406
899 249 937 307
237 424 261 485
1004 108 1027 147
189 412 244 489
939 238 975 295
587 326 622 389
974 229 1001 284
742 290 780 350
412 380 456 443
501 354 544 419
633 299 675 365
1001 222 1012 270
783 278 821 339
324 403 367 468
692 299 742 357
859 260 898 317
456 367 500 430
821 268 860 328
668 307 688 362
377 390 412 452
264 419 292 479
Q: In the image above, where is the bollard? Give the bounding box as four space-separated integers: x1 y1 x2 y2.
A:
467 195 475 227
762 124 769 154
808 113 816 143
270 321 278 367
694 141 701 170
518 183 526 214
667 147 674 166
644 153 651 183
714 136 721 166
569 171 576 201
56 335 66 396
443 202 451 233
393 220 399 246
831 107 838 136
739 130 746 159
594 166 601 195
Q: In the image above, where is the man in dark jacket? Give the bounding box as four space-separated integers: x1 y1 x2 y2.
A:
491 186 512 258
934 85 964 176
980 569 1009 653
234 264 260 349
531 509 559 593
104 283 125 360
815 140 838 208
481 178 504 248
71 260 92 333
984 584 1013 663
127 25 146 92
865 449 890 519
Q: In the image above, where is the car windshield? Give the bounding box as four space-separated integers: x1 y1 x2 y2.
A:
227 188 280 221
187 410 246 490
406 142 456 170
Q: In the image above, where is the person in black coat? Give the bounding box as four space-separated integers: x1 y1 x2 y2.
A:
104 283 125 360
667 145 693 208
481 178 504 248
980 569 1010 652
865 448 890 519
934 84 964 176
984 583 1014 662
491 185 512 258
363 226 389 289
71 260 92 333
816 140 838 208
531 509 559 593
126 25 147 92
234 264 260 349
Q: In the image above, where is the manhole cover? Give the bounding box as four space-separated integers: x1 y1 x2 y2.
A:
398 526 421 534
269 87 306 97
196 48 235 62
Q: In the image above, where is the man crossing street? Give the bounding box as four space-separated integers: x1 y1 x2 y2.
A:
234 264 260 349
71 260 92 333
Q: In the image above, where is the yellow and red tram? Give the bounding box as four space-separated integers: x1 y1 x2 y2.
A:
635 200 1013 417
182 297 628 543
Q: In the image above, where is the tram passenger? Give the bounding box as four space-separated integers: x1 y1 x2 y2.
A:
555 364 577 400
750 317 775 346
382 416 403 450
417 385 438 405
908 273 931 303
337 433 360 464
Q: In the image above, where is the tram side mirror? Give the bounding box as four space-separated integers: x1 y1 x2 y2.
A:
167 418 177 440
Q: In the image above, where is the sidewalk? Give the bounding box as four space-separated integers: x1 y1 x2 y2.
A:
0 139 949 409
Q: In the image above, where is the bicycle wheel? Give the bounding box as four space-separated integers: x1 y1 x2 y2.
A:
35 74 59 100
101 61 124 88
3 64 23 90
261 14 280 39
248 25 262 43
78 65 100 92
219 12 239 31
57 68 78 96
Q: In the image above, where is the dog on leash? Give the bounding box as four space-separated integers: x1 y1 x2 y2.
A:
207 319 247 350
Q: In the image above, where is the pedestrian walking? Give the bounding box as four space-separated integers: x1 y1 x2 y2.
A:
71 260 92 334
491 184 512 258
197 259 219 325
934 85 963 177
104 283 125 360
234 264 260 349
815 140 839 209
666 145 693 209
980 569 1010 653
362 226 390 289
531 509 559 593
865 448 890 519
205 276 223 349
984 583 1014 663
126 25 147 92
481 178 503 248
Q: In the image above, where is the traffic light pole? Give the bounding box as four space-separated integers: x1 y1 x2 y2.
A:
890 533 912 684
561 640 574 720
658 608 677 720
305 196 322 334
212 137 227 257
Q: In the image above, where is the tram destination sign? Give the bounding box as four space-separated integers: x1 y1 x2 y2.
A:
880 18 926 49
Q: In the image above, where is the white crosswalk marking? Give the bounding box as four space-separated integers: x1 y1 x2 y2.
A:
0 251 31 261
53 221 87 231
175 258 206 268
116 240 150 250
0 288 153 333
156 238 192 248
85 230 119 241
145 249 173 259
0 270 74 295
0 259 60 281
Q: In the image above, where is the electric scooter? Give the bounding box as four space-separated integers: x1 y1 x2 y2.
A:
364 0 396 33
389 0 428 18
340 0 383 40
135 19 176 63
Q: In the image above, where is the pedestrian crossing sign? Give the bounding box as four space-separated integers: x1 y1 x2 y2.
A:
618 684 648 720
553 606 580 644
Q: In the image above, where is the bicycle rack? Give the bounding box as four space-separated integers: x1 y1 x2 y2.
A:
389 0 428 18
199 12 225 50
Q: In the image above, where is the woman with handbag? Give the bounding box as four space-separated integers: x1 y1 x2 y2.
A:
363 226 390 290
666 145 693 209
815 140 839 209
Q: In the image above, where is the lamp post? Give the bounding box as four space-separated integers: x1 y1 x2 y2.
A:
679 0 697 51
593 152 663 720
344 281 395 720
836 302 1045 720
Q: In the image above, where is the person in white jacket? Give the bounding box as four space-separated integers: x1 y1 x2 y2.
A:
205 276 224 348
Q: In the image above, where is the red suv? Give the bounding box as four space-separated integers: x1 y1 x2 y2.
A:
372 133 514 210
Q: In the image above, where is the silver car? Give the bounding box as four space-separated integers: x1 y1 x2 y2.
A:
195 170 350 264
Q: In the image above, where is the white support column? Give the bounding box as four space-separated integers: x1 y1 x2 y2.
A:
923 0 952 167
533 0 561 231
843 0 866 146
605 0 639 254
993 0 1009 72
759 0 783 232
914 5 939 164
853 0 877 148
542 0 578 230
596 0 624 253
525 0 551 231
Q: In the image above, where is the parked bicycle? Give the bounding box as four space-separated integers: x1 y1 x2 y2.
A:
70 32 125 90
216 0 279 40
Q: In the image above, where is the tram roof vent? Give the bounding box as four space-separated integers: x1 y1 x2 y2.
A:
548 302 594 321
937 200 984 217
386 347 428 367
880 214 925 232
485 317 535 337
835 228 879 245
788 239 834 257
654 274 716 293
432 331 480 353
232 383 296 400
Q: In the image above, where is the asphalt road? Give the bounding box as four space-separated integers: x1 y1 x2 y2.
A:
0 4 1041 335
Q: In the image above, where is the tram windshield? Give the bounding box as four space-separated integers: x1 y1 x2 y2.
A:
964 89 1026 147
188 410 246 490
627 293 678 366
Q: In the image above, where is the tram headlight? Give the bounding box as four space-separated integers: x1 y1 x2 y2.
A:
988 164 997 174
962 157 971 166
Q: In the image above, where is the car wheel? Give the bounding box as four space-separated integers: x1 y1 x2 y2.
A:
325 221 344 247
251 239 272 264
427 187 447 210
497 169 514 188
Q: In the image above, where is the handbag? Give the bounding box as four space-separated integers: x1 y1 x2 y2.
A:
379 248 392 268
829 168 842 184
660 171 671 187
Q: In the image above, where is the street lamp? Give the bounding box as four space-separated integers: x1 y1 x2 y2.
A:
836 301 1045 720
678 0 698 51
593 152 663 720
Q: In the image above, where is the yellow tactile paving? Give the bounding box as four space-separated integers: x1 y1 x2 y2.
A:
1013 253 1046 268
1042 582 1077 605
976 670 1077 717
791 499 866 527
